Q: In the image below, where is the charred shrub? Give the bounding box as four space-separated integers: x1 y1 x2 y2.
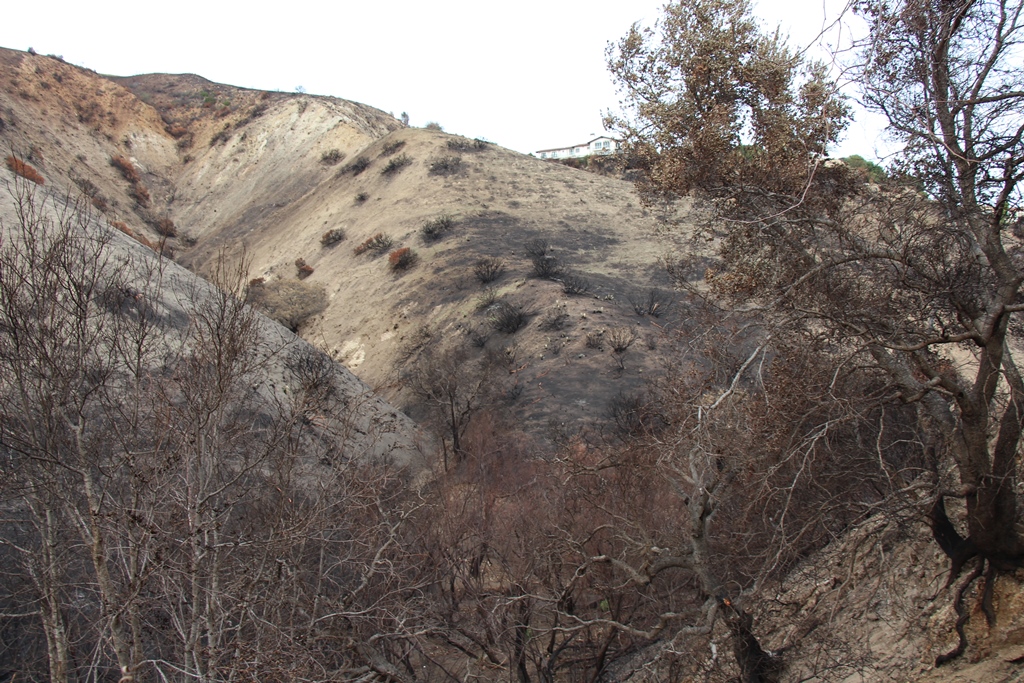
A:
380 153 411 176
381 139 406 156
320 149 345 165
421 214 455 241
473 257 505 284
629 288 673 318
489 301 528 334
561 272 591 296
343 156 371 175
607 389 657 438
428 155 463 176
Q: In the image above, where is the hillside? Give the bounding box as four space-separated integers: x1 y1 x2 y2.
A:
0 47 705 440
4 46 1024 682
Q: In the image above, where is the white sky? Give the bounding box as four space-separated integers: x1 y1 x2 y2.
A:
0 0 890 160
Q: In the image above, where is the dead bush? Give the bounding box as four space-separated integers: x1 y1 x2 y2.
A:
109 155 140 184
246 278 327 331
388 247 418 271
153 217 177 238
354 233 394 256
560 272 591 296
320 228 346 246
489 301 528 334
343 157 371 175
295 258 314 278
473 257 505 284
320 149 345 165
381 139 406 156
629 288 673 317
380 154 411 176
5 156 44 184
428 155 462 176
421 214 455 241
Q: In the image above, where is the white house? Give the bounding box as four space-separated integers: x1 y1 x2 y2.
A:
536 136 622 160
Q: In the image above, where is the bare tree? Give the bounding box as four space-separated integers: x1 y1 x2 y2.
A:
0 175 435 681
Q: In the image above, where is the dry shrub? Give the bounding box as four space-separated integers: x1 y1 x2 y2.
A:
388 247 418 271
560 271 591 295
246 278 327 332
109 220 133 237
381 139 406 156
428 155 462 176
110 155 140 184
91 195 108 211
129 183 151 207
5 156 44 184
473 257 505 284
489 301 528 334
421 214 454 241
154 217 177 238
380 153 412 176
320 149 345 165
354 233 394 256
343 157 371 175
320 228 346 246
166 124 189 138
295 258 315 278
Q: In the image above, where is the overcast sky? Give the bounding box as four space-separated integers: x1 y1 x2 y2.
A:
0 0 890 160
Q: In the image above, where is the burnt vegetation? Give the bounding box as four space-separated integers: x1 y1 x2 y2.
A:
3 0 1024 678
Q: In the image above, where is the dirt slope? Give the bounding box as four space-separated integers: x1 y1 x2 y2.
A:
0 49 419 465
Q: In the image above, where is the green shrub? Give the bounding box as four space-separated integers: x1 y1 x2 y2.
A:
843 154 887 183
